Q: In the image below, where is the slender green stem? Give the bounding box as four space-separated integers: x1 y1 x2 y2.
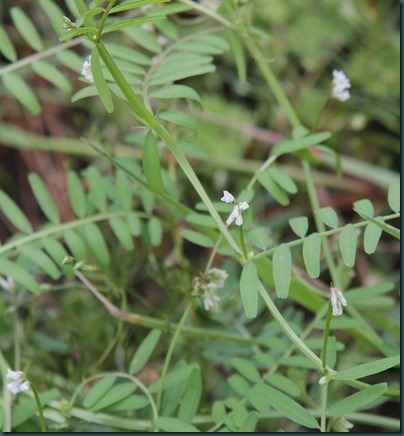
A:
96 41 241 255
31 384 47 432
239 225 248 261
253 213 399 261
94 0 116 43
311 98 331 134
257 281 323 369
320 381 329 432
321 304 333 373
0 349 12 432
11 286 21 370
0 39 82 77
156 302 192 412
70 372 158 424
205 234 223 272
247 154 278 190
0 211 144 256
237 25 300 128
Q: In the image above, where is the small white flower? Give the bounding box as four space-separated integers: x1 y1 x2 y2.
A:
238 201 249 211
81 57 94 83
226 205 241 226
332 69 351 102
220 191 249 226
330 286 348 316
221 190 235 203
192 268 228 311
6 369 30 395
202 288 221 310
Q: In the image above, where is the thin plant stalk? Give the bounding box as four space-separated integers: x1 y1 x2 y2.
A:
31 384 47 432
156 302 193 412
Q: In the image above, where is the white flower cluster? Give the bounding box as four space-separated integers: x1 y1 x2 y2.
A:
6 369 30 395
81 57 94 83
221 190 249 226
332 70 351 102
192 268 228 311
330 286 348 316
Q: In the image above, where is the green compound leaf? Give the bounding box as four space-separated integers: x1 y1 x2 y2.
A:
83 375 117 409
315 206 339 228
232 358 260 383
32 60 72 93
67 171 87 218
289 216 309 238
38 0 66 36
102 16 164 34
109 217 134 251
142 131 165 193
92 46 114 113
103 395 149 412
257 171 289 206
28 173 60 224
185 213 216 229
253 382 319 429
388 181 400 213
0 24 17 61
148 217 163 247
159 111 197 134
267 165 298 194
272 131 331 156
303 233 321 278
84 166 107 213
364 221 383 254
327 383 387 416
263 373 301 398
0 190 32 233
353 199 374 217
227 29 246 83
130 330 162 375
339 224 357 267
333 355 400 381
0 258 41 294
178 366 202 423
273 244 292 298
18 244 61 280
84 223 111 269
154 417 200 432
180 229 213 248
227 374 250 396
64 229 88 260
240 261 259 319
10 7 44 52
212 401 227 424
115 170 133 212
91 382 137 412
110 0 171 14
150 84 202 104
2 73 41 115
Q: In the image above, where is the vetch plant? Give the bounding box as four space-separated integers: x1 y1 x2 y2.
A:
0 0 399 432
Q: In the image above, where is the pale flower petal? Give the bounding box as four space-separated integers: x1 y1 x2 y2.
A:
226 205 240 226
332 69 351 101
6 368 24 381
330 286 348 316
6 368 30 395
221 190 235 203
239 201 249 211
81 57 94 83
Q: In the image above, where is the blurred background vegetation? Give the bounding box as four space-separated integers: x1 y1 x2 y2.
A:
0 0 400 431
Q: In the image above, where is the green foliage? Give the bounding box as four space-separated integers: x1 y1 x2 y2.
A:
0 0 399 433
